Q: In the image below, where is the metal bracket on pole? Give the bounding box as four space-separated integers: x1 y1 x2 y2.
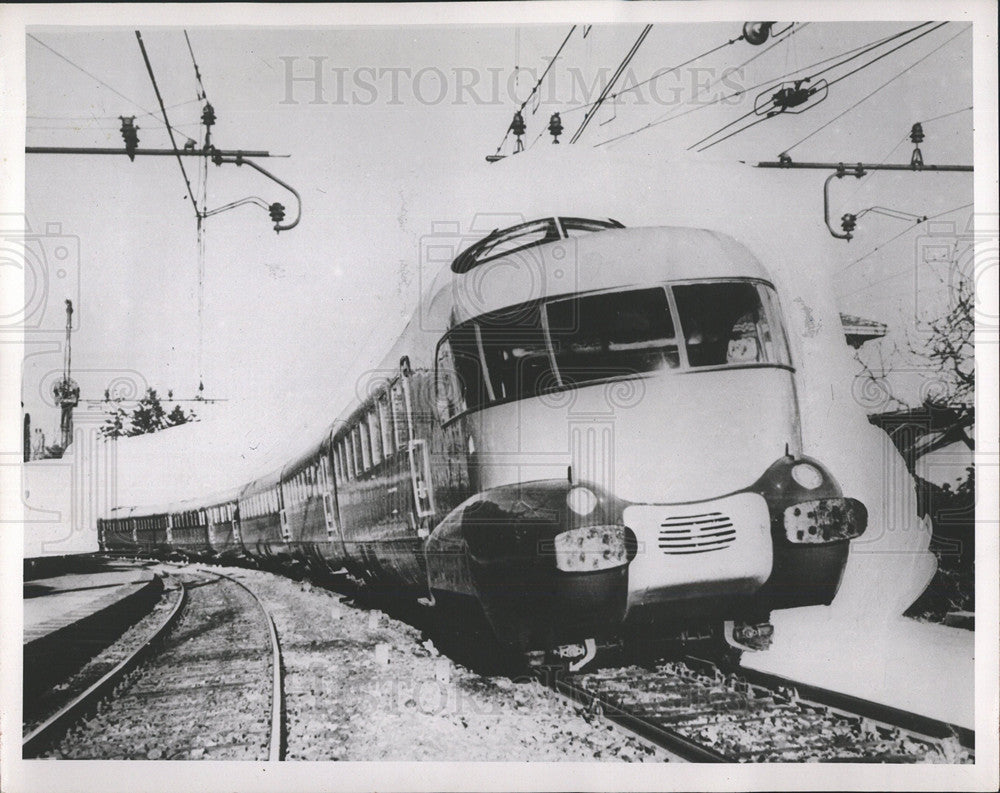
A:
211 154 302 233
824 164 865 241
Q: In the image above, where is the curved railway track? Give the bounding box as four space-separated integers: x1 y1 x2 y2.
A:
24 569 285 761
544 656 974 763
22 572 187 757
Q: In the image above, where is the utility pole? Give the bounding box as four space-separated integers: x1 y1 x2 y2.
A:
52 300 80 451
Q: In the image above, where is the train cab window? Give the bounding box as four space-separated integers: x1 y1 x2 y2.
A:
476 306 551 404
435 336 470 422
545 287 680 384
673 281 788 368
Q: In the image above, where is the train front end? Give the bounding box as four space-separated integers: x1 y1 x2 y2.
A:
426 220 867 662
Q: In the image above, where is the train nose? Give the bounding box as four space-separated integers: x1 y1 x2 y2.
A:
623 492 773 611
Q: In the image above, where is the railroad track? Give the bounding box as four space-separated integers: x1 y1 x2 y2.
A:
24 569 285 761
544 656 974 763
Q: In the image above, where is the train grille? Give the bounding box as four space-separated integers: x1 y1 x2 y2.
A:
656 512 735 555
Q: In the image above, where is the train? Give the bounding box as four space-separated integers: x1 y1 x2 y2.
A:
100 217 868 670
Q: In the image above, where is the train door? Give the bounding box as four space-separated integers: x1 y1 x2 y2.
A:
400 357 435 535
231 502 244 551
319 455 339 540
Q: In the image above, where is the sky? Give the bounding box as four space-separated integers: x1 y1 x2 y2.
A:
18 20 976 476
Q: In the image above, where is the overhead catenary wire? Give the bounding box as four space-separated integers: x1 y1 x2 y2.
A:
693 22 950 154
135 30 201 219
594 23 810 149
559 31 746 117
840 202 974 276
184 30 208 102
569 24 653 144
781 24 967 156
597 24 906 148
27 33 197 145
796 22 933 86
491 25 577 157
27 100 201 123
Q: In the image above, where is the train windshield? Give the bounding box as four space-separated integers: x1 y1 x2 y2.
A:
673 281 790 368
545 287 681 386
438 280 790 417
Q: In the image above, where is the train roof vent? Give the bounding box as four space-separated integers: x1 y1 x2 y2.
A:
451 216 624 274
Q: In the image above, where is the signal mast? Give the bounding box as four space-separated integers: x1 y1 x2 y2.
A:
52 299 80 450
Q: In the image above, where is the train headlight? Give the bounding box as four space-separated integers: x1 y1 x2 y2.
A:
553 525 628 572
566 486 598 516
791 462 824 490
783 498 867 543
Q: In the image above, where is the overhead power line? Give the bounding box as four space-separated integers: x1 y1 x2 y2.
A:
491 25 577 158
560 31 745 117
570 25 653 144
184 30 209 102
27 33 196 146
781 24 969 156
692 22 949 153
841 202 974 274
594 22 809 149
135 30 200 219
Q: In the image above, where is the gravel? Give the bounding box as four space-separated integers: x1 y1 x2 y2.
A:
23 575 183 738
45 571 273 760
212 566 672 762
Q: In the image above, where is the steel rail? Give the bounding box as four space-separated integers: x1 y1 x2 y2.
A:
708 659 975 751
22 575 188 758
538 668 730 762
540 651 974 763
203 569 285 762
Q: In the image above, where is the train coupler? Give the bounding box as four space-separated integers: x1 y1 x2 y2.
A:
724 619 775 652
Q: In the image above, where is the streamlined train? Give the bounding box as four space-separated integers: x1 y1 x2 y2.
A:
99 217 868 669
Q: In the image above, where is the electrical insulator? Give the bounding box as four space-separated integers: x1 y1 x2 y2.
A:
841 213 857 237
511 111 526 153
910 121 925 167
511 111 526 137
119 116 139 161
201 103 216 127
548 112 563 143
742 22 774 45
269 202 286 224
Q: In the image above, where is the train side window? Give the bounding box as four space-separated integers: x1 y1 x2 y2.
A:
358 422 372 471
368 409 382 466
377 392 394 456
346 433 357 480
390 380 411 448
334 442 344 484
